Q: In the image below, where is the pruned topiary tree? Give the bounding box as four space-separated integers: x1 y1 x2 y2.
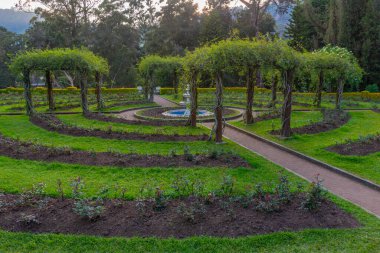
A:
317 45 363 109
9 48 109 115
138 55 183 102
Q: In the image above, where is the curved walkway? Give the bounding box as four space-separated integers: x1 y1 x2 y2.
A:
153 95 380 218
118 108 141 120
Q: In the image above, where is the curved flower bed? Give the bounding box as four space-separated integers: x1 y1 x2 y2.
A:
327 134 380 156
0 135 248 168
271 110 350 135
30 114 208 142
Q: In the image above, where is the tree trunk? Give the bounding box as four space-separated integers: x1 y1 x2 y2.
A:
80 75 89 115
46 70 55 111
315 71 324 107
187 72 198 127
95 72 104 111
271 74 278 108
245 67 255 124
214 73 224 143
336 78 344 109
23 70 34 116
281 70 294 137
256 70 264 88
144 81 149 101
149 80 154 102
173 72 178 95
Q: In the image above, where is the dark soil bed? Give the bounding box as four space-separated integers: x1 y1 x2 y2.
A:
271 109 350 135
54 104 81 111
0 194 359 238
254 111 281 123
85 112 186 126
0 135 249 168
327 136 380 156
30 114 208 142
104 100 148 108
373 109 380 114
292 101 312 107
139 107 237 120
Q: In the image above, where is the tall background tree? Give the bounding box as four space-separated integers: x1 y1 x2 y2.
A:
286 0 380 89
239 0 294 37
0 27 25 87
144 0 201 56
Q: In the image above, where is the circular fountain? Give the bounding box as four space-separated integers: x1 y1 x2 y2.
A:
162 108 213 118
163 84 213 118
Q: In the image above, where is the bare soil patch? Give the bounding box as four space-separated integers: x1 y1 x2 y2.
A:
254 110 281 123
0 135 248 168
30 114 208 142
292 101 312 107
0 194 359 238
327 135 380 156
104 100 148 108
271 109 350 135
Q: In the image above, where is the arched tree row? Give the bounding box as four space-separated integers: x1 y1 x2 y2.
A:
305 46 362 109
9 48 109 115
138 56 182 102
181 39 362 142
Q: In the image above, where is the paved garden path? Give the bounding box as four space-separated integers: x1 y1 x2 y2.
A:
153 95 380 218
118 108 141 120
118 96 178 120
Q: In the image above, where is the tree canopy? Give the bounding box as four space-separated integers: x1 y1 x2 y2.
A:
9 48 109 75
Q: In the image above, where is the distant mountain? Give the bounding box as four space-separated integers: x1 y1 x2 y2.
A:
0 9 35 34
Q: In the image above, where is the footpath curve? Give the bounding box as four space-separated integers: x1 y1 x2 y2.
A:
153 95 380 217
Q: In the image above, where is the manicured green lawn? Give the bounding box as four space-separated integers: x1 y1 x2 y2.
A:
0 155 286 199
161 92 380 111
0 102 157 113
1 228 379 253
0 115 214 154
0 115 299 197
58 114 207 135
231 110 380 184
0 114 379 252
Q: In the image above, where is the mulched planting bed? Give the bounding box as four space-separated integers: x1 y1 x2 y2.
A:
104 100 148 108
54 104 81 111
271 109 350 135
292 101 312 107
0 135 249 168
254 111 281 123
85 112 186 126
373 109 380 113
0 194 359 238
138 107 238 120
327 135 380 156
30 114 208 142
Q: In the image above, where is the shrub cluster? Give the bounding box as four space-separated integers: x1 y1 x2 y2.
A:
1 173 328 224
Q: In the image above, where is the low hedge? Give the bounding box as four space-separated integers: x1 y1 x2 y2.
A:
1 87 379 102
0 87 141 95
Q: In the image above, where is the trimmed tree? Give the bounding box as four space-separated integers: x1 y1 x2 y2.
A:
10 48 109 115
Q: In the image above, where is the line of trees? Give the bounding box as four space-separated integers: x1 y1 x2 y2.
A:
138 38 362 141
1 0 377 91
1 0 283 88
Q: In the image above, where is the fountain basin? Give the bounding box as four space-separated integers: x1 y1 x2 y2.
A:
162 109 213 118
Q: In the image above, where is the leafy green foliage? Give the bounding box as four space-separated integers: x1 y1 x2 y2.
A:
138 55 182 91
9 48 109 75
